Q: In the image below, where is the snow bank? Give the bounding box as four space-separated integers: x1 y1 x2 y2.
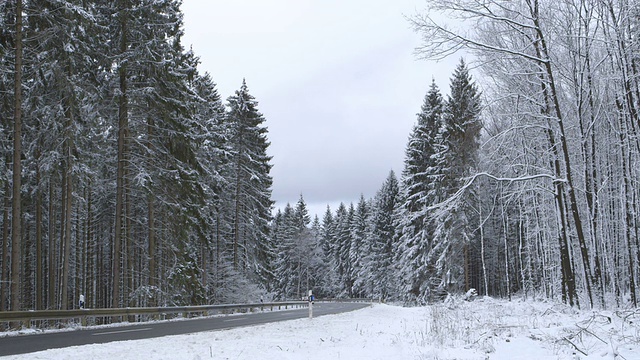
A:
3 298 639 359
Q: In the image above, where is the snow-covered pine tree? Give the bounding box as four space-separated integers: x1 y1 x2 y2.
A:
225 79 274 285
429 58 482 295
396 79 444 303
318 206 340 297
189 70 229 302
23 0 110 310
350 194 370 298
273 204 296 299
333 203 354 297
292 196 314 298
368 171 400 301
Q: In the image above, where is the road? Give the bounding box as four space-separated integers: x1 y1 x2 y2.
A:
0 302 369 357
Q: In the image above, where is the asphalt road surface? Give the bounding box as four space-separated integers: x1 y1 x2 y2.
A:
0 302 370 357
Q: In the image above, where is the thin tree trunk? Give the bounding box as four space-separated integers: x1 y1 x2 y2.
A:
114 0 129 308
11 0 23 312
48 178 55 309
529 2 593 307
1 181 10 312
125 175 132 307
23 218 31 308
148 193 156 306
575 4 605 307
501 205 511 301
525 2 576 306
479 198 488 296
35 158 43 310
86 182 94 308
234 164 241 270
618 108 638 306
146 113 156 306
61 109 74 310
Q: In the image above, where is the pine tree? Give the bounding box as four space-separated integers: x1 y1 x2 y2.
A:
225 79 274 285
430 58 482 295
273 203 298 299
332 203 353 297
397 79 444 302
318 206 339 297
369 171 400 301
189 70 228 302
350 195 370 297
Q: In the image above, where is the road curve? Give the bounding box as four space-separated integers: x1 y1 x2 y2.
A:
0 302 370 357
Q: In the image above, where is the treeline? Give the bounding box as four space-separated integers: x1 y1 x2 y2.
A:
272 60 482 303
276 0 640 309
1 0 273 312
2 0 639 314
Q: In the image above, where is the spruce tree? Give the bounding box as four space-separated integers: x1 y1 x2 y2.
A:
225 79 274 284
369 171 400 301
350 194 370 297
397 79 444 302
319 206 339 297
430 58 482 294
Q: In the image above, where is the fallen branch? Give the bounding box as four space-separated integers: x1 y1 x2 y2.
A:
561 337 588 356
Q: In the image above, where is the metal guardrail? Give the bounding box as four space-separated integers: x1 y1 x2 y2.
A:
323 298 372 303
0 301 308 329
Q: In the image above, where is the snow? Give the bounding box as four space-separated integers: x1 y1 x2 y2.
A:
2 298 639 360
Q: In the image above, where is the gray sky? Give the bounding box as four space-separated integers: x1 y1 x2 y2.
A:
180 0 458 218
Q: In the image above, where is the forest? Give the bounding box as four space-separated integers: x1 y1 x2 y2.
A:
1 0 640 314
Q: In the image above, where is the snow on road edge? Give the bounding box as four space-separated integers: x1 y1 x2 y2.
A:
3 298 639 360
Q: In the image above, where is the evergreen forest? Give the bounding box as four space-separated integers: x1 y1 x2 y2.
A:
1 0 640 314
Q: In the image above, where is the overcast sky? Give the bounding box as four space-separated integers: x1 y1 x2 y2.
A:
180 0 459 218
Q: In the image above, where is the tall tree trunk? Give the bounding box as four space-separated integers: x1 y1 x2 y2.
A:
114 0 129 308
35 158 43 310
86 182 94 308
148 194 156 306
1 181 10 312
234 167 241 270
125 175 132 307
11 0 23 312
47 178 56 309
501 205 511 301
147 113 156 307
529 2 593 307
575 4 605 307
61 110 74 310
618 105 638 306
23 218 31 308
479 197 488 296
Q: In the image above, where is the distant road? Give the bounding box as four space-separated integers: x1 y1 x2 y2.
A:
0 302 369 357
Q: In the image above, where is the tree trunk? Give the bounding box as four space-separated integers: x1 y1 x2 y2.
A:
1 180 10 312
148 193 156 306
114 0 129 308
86 182 94 308
35 158 43 310
234 164 241 270
48 178 56 309
528 1 592 308
502 206 511 301
11 0 23 312
61 111 74 310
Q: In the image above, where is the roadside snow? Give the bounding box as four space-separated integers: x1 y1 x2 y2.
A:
2 297 639 360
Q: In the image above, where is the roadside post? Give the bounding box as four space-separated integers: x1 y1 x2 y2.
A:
308 290 313 319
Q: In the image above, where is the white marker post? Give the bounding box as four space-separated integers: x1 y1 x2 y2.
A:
308 290 313 319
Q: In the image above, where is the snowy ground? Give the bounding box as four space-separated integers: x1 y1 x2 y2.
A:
2 297 639 360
